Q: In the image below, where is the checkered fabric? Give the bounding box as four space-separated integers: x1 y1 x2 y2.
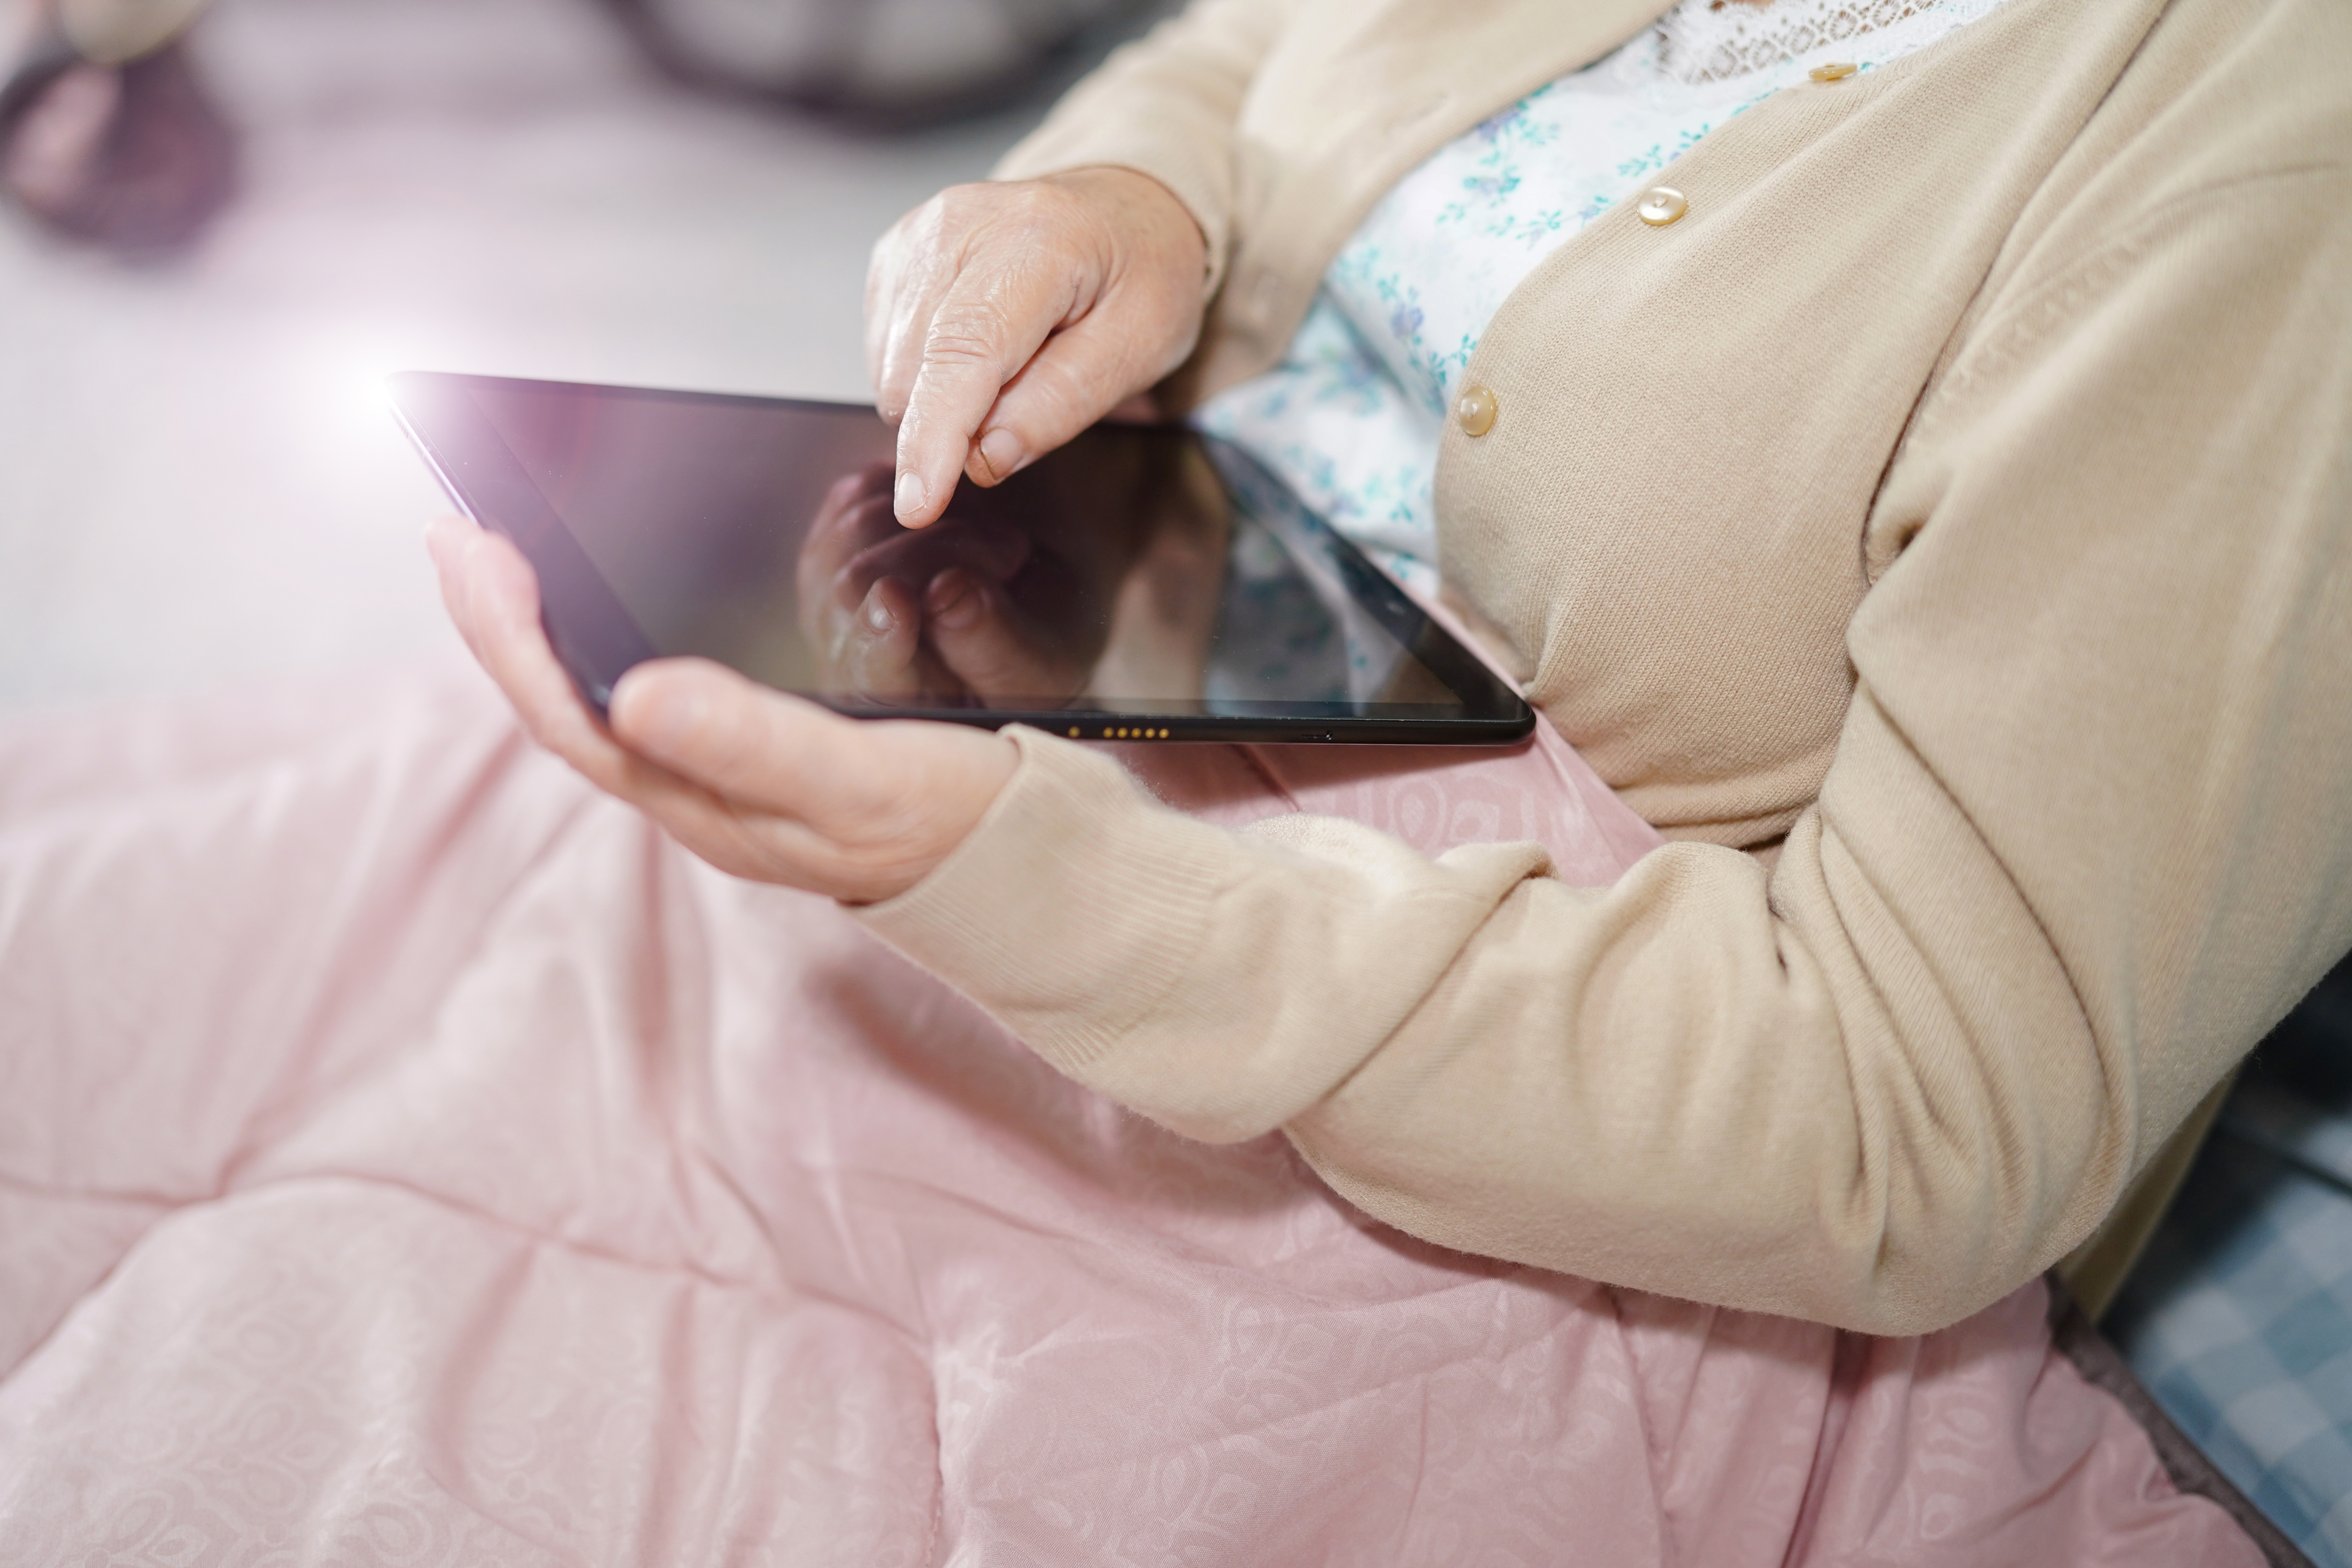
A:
2110 969 2352 1568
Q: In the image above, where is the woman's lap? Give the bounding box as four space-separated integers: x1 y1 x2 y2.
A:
0 670 2254 1564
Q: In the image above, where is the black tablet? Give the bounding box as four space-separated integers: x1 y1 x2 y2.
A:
389 372 1532 744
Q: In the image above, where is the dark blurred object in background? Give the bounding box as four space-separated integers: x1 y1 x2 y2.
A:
0 0 1160 258
0 0 236 256
601 0 1154 127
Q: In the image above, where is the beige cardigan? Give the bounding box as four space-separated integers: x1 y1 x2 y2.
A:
862 0 2352 1334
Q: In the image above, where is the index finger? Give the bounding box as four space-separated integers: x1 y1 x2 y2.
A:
890 243 1076 528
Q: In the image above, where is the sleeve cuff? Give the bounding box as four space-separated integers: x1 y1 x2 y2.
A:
853 726 1232 1074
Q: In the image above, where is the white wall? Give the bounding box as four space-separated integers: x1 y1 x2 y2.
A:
0 0 1083 711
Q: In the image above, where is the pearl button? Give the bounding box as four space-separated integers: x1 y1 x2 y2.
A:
1636 187 1688 226
1455 385 1497 437
1808 60 1859 82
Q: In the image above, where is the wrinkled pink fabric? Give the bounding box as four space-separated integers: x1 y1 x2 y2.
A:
0 669 2254 1565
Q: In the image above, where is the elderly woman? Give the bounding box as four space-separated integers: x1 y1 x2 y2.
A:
449 0 2351 1329
3 0 2345 1556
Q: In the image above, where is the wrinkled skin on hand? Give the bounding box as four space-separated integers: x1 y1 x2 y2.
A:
426 164 1207 901
865 165 1208 527
427 513 1018 906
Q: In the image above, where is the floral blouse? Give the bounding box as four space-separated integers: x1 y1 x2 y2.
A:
1194 0 2013 596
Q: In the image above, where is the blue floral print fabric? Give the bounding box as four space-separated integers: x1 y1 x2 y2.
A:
1193 0 2010 595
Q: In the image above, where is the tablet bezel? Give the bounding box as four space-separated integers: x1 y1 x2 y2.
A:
389 371 1535 745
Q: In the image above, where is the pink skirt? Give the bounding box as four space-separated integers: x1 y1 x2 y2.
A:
0 666 2254 1564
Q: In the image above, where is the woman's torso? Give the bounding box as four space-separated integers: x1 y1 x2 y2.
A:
1101 0 2320 847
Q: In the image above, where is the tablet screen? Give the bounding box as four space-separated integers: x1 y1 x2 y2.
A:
393 374 1530 742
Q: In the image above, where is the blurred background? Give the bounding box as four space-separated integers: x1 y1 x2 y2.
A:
0 0 1169 714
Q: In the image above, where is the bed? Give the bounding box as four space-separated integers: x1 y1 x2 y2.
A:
0 667 2256 1563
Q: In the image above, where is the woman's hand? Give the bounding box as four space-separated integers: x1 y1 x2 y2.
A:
866 165 1207 528
428 514 1019 906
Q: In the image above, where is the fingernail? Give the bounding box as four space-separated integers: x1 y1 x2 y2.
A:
893 470 927 521
977 427 1024 481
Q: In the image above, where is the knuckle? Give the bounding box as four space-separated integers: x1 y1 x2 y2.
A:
998 180 1055 218
933 181 999 228
921 303 1013 368
1009 175 1076 218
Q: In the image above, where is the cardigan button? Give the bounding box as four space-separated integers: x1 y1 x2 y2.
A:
1637 187 1688 226
1808 60 1859 82
1455 385 1498 437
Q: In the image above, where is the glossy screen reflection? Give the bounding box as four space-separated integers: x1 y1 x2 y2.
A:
464 381 1468 720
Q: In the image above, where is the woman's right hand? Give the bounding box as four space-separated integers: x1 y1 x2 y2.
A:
865 165 1208 530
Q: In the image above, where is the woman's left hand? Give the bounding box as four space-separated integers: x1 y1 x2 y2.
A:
427 513 1019 905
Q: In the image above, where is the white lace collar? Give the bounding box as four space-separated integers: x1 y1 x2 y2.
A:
1654 0 2006 84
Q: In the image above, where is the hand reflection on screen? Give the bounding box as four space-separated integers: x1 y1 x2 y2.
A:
795 451 1147 710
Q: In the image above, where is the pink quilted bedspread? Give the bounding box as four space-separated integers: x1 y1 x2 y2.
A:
0 667 2254 1564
